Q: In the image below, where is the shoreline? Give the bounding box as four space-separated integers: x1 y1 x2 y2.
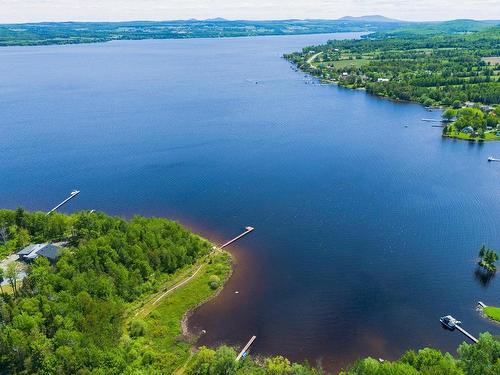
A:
180 249 235 341
0 30 367 49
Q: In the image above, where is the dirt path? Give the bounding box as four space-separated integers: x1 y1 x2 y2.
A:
152 265 203 305
307 51 322 65
129 263 204 320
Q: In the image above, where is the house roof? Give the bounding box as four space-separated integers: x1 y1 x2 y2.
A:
18 243 47 256
18 243 62 261
36 244 62 261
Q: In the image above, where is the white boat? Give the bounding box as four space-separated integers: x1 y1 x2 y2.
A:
440 315 461 330
71 190 80 195
487 156 498 162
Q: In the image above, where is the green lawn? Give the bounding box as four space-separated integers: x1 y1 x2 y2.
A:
444 129 500 141
126 251 232 374
484 306 500 321
317 58 369 69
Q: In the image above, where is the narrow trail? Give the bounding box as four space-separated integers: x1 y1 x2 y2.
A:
130 264 204 320
152 265 203 305
307 51 322 65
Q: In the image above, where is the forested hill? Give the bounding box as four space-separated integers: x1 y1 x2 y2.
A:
284 25 500 107
0 18 496 47
0 209 215 373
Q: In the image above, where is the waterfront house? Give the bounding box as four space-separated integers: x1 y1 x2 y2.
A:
17 243 63 263
377 78 390 82
462 126 474 134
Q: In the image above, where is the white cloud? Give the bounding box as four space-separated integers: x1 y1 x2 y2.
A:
0 0 498 23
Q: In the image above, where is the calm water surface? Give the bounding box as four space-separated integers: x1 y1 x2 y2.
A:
1 33 499 373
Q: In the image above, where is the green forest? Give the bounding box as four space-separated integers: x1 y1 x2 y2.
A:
0 209 499 374
284 25 500 107
0 209 231 374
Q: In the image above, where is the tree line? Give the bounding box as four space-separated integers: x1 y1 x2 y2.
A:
186 333 500 374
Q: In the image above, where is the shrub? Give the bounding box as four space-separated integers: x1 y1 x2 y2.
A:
208 275 221 290
129 319 146 337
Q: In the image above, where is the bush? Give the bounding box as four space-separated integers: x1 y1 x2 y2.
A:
129 319 146 337
208 275 221 290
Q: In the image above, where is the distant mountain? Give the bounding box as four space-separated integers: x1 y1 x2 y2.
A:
205 17 228 22
337 15 402 23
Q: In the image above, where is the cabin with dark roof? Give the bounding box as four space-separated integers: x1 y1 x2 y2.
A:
17 243 63 263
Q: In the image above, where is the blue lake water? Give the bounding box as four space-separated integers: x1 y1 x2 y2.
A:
1 33 499 372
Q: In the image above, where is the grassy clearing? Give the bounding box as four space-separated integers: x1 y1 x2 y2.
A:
484 306 500 321
126 251 232 374
482 56 500 65
125 260 206 323
317 58 369 69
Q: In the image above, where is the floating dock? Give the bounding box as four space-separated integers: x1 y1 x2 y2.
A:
236 335 257 361
421 118 443 123
220 226 254 249
46 190 80 215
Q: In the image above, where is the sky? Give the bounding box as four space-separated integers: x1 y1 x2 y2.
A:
0 0 499 24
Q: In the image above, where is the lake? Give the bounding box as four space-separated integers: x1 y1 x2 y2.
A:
1 33 499 372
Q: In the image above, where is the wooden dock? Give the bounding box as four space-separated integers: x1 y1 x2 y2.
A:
236 335 256 361
455 325 478 343
422 118 443 123
46 190 80 215
220 226 254 249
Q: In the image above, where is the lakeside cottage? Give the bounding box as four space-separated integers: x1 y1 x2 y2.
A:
377 78 390 82
462 126 474 134
17 243 63 263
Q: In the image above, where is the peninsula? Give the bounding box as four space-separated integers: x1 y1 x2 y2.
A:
285 21 500 141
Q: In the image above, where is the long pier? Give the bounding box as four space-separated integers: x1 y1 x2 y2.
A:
47 190 80 215
422 118 443 123
455 325 478 343
220 226 254 249
236 335 257 361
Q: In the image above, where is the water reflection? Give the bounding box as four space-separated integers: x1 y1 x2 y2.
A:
474 267 495 287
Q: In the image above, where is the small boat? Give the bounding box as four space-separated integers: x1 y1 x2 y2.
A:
71 190 80 195
440 315 461 330
487 156 499 162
